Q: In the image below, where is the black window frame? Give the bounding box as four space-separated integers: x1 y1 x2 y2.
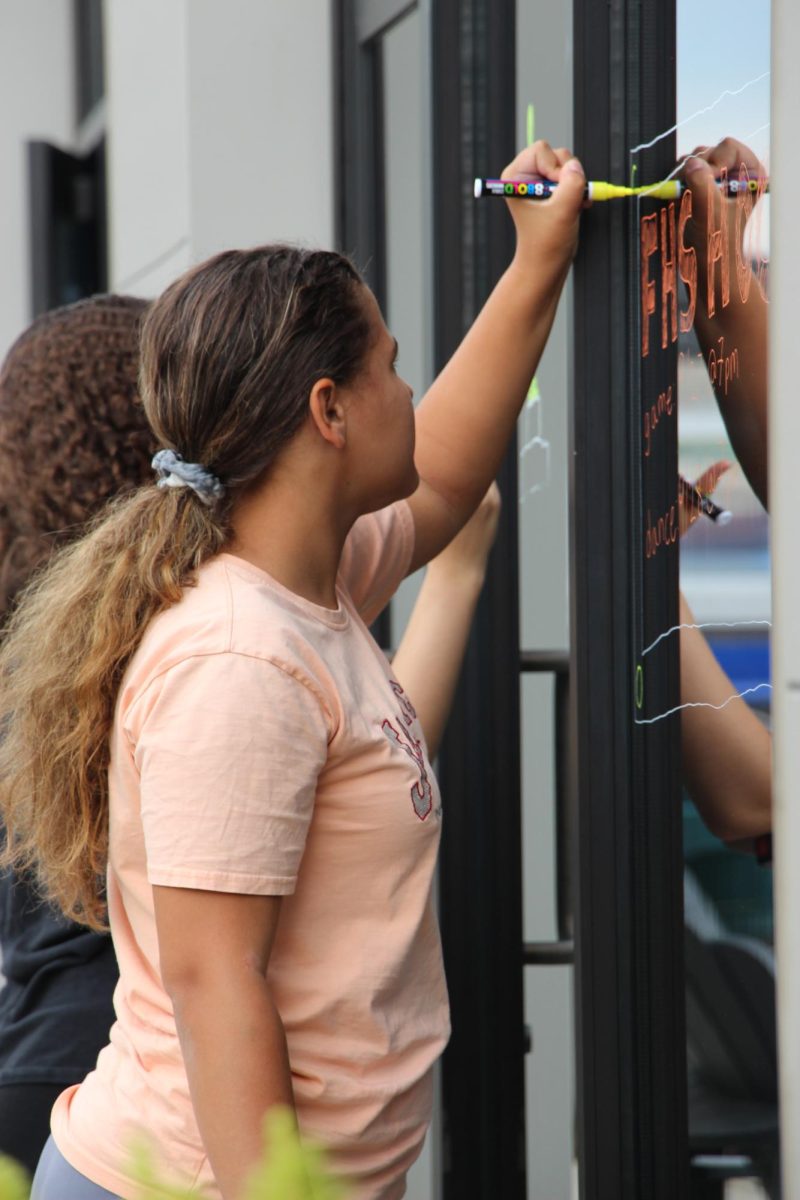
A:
571 0 688 1195
28 138 108 317
430 3 527 1197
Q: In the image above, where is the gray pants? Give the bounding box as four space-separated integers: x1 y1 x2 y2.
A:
31 1138 121 1200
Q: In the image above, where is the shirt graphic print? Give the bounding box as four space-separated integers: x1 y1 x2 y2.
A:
381 681 436 821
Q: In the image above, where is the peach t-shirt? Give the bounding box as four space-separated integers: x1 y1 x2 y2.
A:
51 501 450 1200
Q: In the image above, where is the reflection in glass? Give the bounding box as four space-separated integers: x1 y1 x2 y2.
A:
676 2 777 1194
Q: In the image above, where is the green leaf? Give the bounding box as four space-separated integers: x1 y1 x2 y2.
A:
126 1107 348 1200
241 1107 347 1200
0 1155 30 1200
127 1140 198 1200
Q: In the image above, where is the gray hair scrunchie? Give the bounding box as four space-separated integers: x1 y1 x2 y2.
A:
151 449 225 504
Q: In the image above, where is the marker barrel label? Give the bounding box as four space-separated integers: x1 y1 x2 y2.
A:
475 177 558 200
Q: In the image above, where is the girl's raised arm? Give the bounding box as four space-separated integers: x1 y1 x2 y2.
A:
392 483 501 759
406 140 585 571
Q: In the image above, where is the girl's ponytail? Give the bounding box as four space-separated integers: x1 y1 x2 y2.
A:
0 243 371 929
0 484 227 929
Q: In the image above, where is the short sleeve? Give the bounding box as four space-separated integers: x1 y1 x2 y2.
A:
131 654 331 895
338 500 415 625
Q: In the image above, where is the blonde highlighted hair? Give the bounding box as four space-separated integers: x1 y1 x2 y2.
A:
0 244 370 928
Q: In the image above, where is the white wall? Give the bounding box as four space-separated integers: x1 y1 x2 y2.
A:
769 0 800 1191
0 0 335 367
104 0 192 295
104 0 335 300
187 0 335 258
0 0 75 361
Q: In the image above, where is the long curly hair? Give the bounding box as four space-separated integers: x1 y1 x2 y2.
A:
0 245 371 929
0 295 154 612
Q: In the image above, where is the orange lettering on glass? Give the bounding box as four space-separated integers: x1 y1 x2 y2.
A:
660 202 678 349
707 335 740 396
753 170 769 301
645 502 679 560
640 213 659 358
643 385 674 459
706 165 730 317
735 162 754 304
678 189 697 331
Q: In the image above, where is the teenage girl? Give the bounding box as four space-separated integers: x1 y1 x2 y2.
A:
0 297 498 1184
1 140 586 1200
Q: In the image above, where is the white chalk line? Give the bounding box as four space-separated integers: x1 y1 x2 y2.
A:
744 121 771 142
641 618 772 659
629 70 771 156
634 145 743 196
634 682 772 725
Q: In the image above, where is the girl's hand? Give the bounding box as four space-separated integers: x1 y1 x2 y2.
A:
681 137 767 253
501 141 587 275
683 137 766 192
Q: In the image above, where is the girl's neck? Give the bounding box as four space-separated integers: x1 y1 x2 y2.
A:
227 471 353 610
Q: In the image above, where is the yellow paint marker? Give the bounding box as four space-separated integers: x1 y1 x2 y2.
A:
475 176 767 201
474 177 682 201
588 179 682 201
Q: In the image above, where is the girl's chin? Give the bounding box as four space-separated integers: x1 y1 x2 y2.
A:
408 459 420 484
399 466 420 501
363 462 419 512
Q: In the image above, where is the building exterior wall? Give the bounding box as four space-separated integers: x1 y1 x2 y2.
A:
104 0 192 295
186 0 335 260
0 1 335 351
0 0 76 360
770 1 800 1192
104 0 335 300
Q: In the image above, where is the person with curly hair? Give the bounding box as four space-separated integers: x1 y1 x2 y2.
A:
0 294 156 1175
0 141 585 1200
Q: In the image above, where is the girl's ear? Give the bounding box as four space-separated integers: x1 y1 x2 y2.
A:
308 378 347 450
